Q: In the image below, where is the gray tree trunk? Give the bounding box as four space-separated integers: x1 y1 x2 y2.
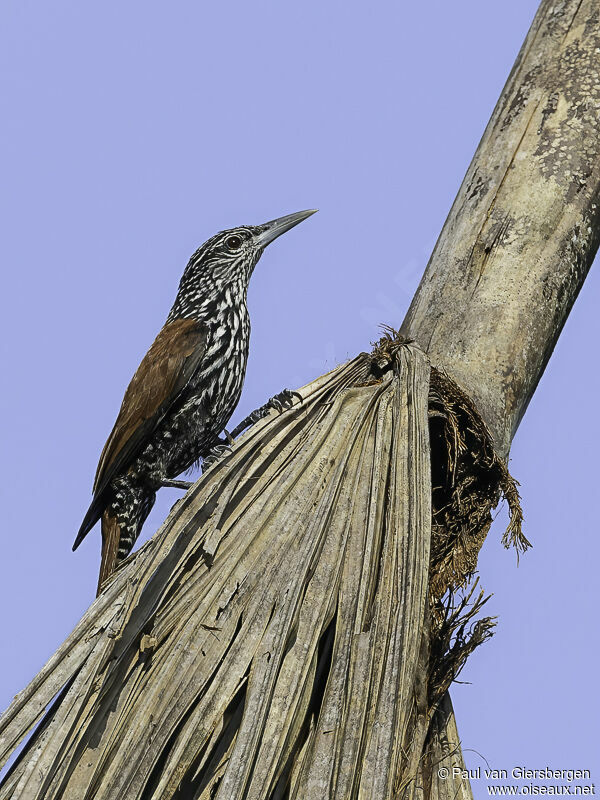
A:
1 1 598 798
402 0 600 458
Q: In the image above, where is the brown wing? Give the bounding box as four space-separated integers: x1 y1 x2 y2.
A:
73 318 208 550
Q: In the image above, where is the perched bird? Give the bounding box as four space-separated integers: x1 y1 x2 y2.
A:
73 209 316 594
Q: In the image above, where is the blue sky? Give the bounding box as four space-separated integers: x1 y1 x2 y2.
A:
1 1 598 792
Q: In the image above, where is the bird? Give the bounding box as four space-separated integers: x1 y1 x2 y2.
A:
73 209 317 595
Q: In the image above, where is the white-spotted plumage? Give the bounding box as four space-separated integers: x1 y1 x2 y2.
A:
75 210 317 589
106 234 257 560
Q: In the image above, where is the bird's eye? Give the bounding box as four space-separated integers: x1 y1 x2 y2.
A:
225 235 243 252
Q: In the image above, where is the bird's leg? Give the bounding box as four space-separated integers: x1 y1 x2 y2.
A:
229 389 302 439
159 478 194 490
201 390 302 473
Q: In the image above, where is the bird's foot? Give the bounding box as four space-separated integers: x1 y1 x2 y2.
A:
200 390 302 473
202 441 233 473
230 389 302 439
160 478 194 490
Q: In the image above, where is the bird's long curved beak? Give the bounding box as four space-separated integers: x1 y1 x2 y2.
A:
255 209 317 248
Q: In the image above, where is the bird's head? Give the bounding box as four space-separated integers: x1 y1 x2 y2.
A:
170 209 317 319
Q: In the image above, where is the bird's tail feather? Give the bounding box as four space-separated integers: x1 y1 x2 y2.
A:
97 511 122 596
73 493 106 552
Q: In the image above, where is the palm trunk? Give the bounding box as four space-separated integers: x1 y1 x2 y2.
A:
402 0 600 458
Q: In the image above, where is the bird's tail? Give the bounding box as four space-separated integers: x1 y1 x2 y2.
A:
97 510 122 596
73 492 106 552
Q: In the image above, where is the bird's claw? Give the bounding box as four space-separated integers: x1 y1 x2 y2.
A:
265 388 302 415
229 388 302 439
273 388 303 408
202 442 232 472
